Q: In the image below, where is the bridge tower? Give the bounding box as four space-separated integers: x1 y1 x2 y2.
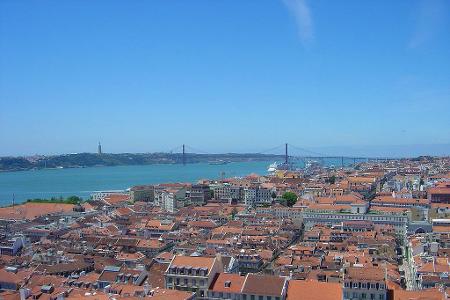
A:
285 143 288 165
182 144 186 165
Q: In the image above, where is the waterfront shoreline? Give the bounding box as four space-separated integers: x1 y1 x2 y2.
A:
0 161 277 206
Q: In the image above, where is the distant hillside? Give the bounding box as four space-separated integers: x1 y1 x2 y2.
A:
0 157 34 171
0 152 283 172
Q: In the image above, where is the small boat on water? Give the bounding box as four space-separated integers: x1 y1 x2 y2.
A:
208 160 230 165
305 160 320 170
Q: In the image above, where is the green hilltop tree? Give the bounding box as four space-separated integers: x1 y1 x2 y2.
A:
281 191 298 207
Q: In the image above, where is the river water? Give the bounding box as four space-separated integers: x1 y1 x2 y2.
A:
0 161 274 205
0 157 364 206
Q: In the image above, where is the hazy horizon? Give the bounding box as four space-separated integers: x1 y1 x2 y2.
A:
3 142 450 159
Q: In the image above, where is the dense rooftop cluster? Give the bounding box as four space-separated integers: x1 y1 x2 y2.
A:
0 156 449 299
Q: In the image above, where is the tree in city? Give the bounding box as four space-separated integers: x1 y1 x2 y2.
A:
326 175 336 184
281 192 298 207
66 196 83 204
271 191 277 203
231 207 238 220
26 195 82 205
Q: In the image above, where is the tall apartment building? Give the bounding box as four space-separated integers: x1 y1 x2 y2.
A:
154 186 187 213
213 184 242 203
161 191 177 213
189 184 211 206
244 187 272 207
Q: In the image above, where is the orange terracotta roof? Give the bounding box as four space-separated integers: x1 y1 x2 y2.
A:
392 287 445 300
348 177 376 183
150 289 195 300
137 239 165 249
209 273 245 294
428 187 450 195
241 274 286 297
287 280 342 300
103 193 130 205
0 202 75 221
170 255 215 269
346 266 385 281
307 203 351 211
373 196 429 205
433 225 450 233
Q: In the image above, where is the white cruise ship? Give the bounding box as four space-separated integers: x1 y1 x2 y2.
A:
267 162 278 173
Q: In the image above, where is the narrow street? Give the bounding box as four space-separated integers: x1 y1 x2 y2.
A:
400 245 418 290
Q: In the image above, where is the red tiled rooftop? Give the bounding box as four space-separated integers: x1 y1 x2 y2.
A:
346 266 385 281
241 274 286 297
170 255 215 269
0 202 75 221
287 280 342 300
392 287 445 300
209 273 245 294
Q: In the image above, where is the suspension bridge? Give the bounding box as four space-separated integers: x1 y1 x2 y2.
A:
165 143 396 168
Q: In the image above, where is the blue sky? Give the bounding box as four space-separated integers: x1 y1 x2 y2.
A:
1 0 449 157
